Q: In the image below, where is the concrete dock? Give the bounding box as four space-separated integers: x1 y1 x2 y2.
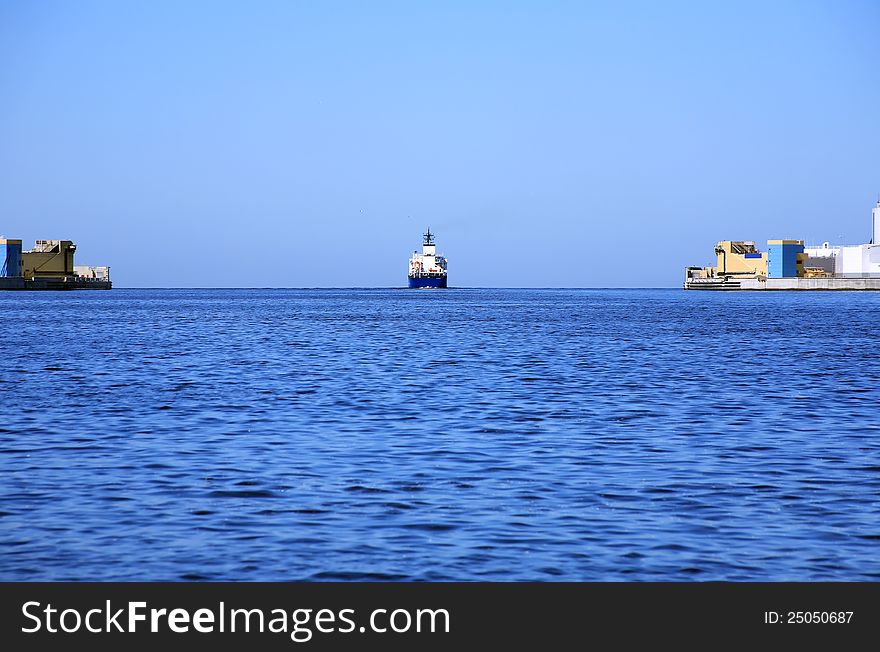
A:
0 276 111 291
685 277 880 291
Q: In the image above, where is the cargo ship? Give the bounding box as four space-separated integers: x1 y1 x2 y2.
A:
0 238 111 290
408 228 448 288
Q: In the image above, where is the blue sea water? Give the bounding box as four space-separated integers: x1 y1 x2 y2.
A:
0 289 878 581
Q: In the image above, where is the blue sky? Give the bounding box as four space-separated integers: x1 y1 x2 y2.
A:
1 0 879 287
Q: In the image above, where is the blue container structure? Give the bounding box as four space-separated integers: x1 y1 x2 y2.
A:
767 240 804 278
1 239 22 277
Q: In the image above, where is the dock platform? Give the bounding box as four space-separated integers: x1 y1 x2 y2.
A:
685 277 880 291
0 277 111 291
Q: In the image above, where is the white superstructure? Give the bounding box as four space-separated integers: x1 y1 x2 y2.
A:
408 228 448 278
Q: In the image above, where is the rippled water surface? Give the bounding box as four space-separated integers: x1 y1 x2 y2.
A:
1 289 879 580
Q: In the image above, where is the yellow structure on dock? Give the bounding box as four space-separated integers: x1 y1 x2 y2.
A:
712 241 768 278
686 240 806 283
22 240 77 280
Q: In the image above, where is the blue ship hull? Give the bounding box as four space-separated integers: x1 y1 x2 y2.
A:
408 276 448 289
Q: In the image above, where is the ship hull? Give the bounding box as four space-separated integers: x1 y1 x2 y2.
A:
408 276 447 289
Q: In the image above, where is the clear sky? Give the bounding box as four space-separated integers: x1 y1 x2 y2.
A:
1 0 879 287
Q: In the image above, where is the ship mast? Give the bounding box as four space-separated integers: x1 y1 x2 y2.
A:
421 227 437 257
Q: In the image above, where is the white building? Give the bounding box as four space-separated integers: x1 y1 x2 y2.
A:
804 200 880 277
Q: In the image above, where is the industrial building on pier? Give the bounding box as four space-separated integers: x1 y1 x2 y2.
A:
1 238 111 290
685 200 880 290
